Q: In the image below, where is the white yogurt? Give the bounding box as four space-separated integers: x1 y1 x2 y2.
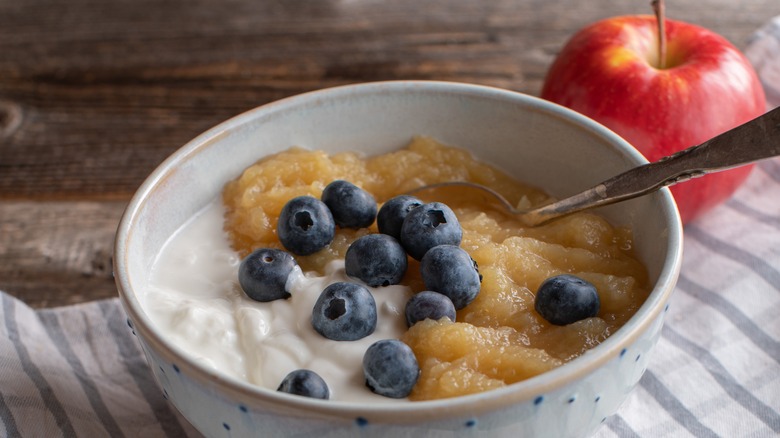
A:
144 199 413 402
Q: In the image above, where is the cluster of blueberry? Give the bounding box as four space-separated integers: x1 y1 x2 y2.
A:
273 337 420 401
238 179 602 400
237 180 483 400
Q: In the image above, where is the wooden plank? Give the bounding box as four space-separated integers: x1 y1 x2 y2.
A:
0 201 124 307
2 0 776 199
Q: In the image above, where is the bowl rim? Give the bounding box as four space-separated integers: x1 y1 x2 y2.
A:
114 80 683 423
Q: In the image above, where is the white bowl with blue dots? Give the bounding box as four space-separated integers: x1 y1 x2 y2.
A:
115 81 683 438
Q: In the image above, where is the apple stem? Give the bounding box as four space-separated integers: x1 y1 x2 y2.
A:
652 0 667 69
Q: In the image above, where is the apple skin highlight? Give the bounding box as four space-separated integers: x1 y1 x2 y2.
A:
541 15 766 224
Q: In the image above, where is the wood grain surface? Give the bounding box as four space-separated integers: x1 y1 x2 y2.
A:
1 0 778 307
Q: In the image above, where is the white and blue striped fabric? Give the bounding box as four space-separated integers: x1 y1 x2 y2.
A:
0 295 200 437
1 157 778 437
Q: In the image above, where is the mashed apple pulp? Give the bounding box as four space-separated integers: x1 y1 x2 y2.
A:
223 137 649 401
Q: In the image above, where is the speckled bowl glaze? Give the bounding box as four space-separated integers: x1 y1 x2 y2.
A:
114 81 683 438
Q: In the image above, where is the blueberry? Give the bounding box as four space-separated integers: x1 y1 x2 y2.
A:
420 245 481 310
321 180 377 229
377 195 423 240
238 248 297 302
363 339 420 398
534 274 600 325
311 282 377 341
277 369 330 399
345 234 408 287
399 202 462 260
277 196 335 256
405 291 457 327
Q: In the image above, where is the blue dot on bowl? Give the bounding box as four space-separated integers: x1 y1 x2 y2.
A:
568 396 576 404
635 354 642 362
355 417 369 427
173 364 180 373
465 419 477 428
534 396 544 406
595 396 601 403
239 405 248 413
620 348 627 358
223 422 231 431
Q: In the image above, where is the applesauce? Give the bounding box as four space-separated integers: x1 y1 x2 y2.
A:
222 137 649 401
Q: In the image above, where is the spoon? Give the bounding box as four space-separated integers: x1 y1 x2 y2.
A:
409 106 780 227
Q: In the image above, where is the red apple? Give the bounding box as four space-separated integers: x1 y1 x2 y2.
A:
541 13 766 224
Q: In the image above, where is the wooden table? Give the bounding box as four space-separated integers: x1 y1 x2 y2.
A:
2 0 778 308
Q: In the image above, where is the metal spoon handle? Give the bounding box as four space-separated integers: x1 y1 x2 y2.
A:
523 106 780 226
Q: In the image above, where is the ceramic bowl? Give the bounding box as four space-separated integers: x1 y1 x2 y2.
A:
114 81 683 438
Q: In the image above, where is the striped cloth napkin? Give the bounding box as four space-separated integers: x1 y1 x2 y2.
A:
1 157 778 437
